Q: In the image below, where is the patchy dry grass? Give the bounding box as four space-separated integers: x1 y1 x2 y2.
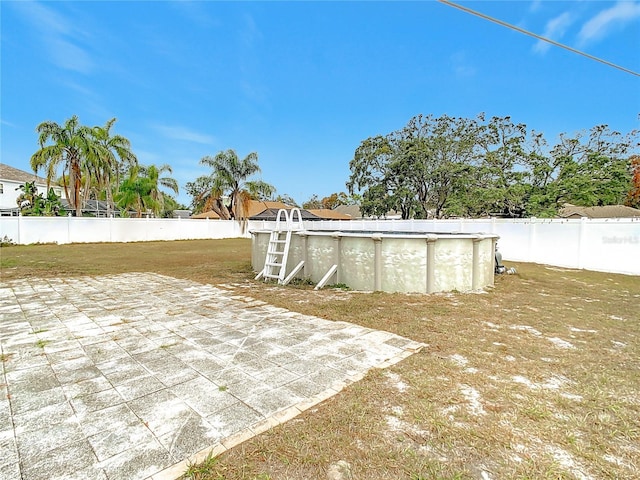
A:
0 239 252 284
2 240 638 480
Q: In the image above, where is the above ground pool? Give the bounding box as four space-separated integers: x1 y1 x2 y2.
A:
251 229 499 294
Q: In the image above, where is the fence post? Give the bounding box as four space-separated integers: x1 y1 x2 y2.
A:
577 217 587 269
425 235 437 293
17 212 22 244
372 236 383 291
67 213 72 244
528 217 537 263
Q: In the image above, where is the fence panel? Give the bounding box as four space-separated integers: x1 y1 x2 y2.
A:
0 217 19 243
13 217 71 244
532 220 582 268
580 219 640 274
2 216 638 275
109 218 143 242
69 217 110 243
0 216 251 245
489 220 530 261
287 217 639 275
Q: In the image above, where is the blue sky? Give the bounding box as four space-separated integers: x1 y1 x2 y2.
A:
2 1 639 207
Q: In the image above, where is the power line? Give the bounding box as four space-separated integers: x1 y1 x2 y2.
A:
438 0 640 78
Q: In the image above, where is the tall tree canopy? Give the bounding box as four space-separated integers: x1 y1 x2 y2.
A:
89 118 138 215
30 116 139 216
348 114 638 219
187 149 274 226
626 155 640 209
526 125 637 216
31 115 94 216
116 164 179 218
302 192 354 210
348 114 486 218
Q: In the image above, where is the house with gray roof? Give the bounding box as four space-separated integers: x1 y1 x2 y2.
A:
558 204 640 219
0 164 66 215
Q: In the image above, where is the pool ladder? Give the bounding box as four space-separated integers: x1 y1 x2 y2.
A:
256 208 305 284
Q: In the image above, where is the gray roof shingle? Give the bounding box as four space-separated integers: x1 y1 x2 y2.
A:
0 164 51 185
559 204 640 219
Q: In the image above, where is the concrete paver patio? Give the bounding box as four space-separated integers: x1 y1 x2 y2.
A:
0 273 424 480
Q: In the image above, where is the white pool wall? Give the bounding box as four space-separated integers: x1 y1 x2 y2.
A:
251 230 498 293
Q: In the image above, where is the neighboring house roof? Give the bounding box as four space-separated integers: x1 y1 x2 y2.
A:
192 200 293 220
306 208 352 220
1 164 67 211
191 210 221 219
60 199 119 216
247 200 291 217
334 205 362 219
558 204 640 219
0 164 50 185
250 208 319 221
191 201 353 221
171 209 192 219
332 204 403 219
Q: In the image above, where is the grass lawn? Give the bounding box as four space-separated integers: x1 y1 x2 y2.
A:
1 239 638 480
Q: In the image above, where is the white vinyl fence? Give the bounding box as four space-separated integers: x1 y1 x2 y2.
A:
1 216 639 275
0 216 249 245
299 217 640 276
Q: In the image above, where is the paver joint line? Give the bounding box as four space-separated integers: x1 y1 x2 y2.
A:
1 273 425 480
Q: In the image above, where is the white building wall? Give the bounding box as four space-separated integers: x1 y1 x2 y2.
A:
0 178 65 210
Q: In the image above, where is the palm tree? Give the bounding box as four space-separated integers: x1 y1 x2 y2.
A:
115 164 179 218
30 115 95 216
199 149 275 227
90 118 138 216
114 166 147 217
141 164 179 217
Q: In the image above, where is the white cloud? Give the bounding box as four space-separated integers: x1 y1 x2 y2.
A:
60 79 95 98
50 38 94 74
529 0 543 14
153 125 216 145
533 11 574 54
169 1 218 28
241 13 262 48
11 1 94 74
14 0 70 35
578 0 640 46
131 149 160 164
56 80 112 121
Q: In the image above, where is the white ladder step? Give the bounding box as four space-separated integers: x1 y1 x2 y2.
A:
259 208 305 284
